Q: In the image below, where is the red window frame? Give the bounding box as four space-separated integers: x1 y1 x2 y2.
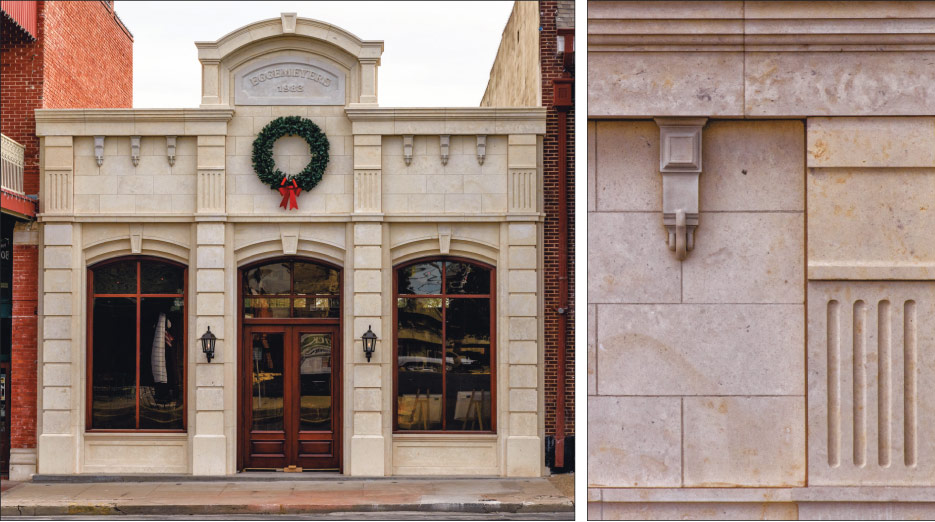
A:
392 256 496 433
86 256 188 432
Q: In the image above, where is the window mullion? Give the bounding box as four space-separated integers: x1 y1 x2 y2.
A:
441 260 447 431
136 261 141 430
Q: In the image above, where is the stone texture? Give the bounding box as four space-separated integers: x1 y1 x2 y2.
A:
587 120 596 211
807 281 935 486
682 212 804 304
600 502 799 521
683 397 806 487
589 52 744 117
594 121 660 211
745 52 935 116
701 120 805 211
807 117 935 168
807 169 935 278
797 502 935 520
588 212 680 304
597 304 803 396
588 304 596 395
588 396 681 488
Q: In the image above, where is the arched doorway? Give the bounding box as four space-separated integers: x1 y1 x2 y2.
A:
237 257 342 471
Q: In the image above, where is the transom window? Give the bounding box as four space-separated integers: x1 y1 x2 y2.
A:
242 260 341 319
394 258 494 432
88 258 186 431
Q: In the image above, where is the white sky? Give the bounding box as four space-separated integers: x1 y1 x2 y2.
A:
115 1 516 108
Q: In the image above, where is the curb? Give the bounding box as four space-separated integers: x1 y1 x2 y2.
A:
2 500 575 516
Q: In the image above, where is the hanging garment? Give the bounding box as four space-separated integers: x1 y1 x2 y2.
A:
151 313 169 384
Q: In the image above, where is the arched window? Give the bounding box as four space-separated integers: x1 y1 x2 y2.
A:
87 257 186 431
394 258 495 432
242 259 341 318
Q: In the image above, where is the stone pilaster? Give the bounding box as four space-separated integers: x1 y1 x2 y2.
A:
504 134 542 476
507 134 537 213
353 135 382 213
349 131 385 476
199 59 221 106
505 223 542 477
196 135 226 214
192 222 227 475
37 223 80 474
42 136 74 215
358 58 380 105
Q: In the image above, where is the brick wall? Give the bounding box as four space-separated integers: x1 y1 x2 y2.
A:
0 1 132 196
1 0 132 461
10 244 38 449
1 7 46 195
42 0 132 109
539 0 575 438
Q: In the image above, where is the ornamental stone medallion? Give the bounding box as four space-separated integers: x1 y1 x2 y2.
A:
236 54 345 105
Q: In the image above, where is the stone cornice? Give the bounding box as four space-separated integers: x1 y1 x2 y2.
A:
588 3 935 52
37 212 545 224
195 16 384 62
345 107 547 135
35 109 235 136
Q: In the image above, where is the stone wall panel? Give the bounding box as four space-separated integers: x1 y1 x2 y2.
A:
597 304 803 396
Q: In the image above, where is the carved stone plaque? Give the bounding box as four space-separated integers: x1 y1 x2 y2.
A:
236 55 345 106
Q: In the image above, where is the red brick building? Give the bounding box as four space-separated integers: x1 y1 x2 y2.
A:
0 0 132 479
482 0 575 473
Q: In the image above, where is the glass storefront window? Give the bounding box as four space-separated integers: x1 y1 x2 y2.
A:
395 259 494 432
89 258 186 431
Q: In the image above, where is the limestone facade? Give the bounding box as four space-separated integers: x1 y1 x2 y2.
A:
33 15 547 477
589 1 935 518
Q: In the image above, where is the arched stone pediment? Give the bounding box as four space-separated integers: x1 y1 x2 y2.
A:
196 13 383 107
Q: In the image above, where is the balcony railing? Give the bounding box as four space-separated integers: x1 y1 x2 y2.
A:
1 133 25 195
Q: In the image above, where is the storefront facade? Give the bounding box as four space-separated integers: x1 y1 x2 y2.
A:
587 1 934 518
33 15 546 476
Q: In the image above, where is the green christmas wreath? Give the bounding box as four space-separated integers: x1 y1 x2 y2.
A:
252 116 330 192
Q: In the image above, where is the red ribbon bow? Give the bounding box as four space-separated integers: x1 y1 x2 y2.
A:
278 177 302 210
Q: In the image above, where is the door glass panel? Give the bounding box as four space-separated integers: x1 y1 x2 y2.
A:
445 261 490 295
140 261 184 294
139 297 184 429
396 297 443 430
294 296 340 318
445 298 492 430
244 262 291 295
91 297 137 429
294 262 340 295
251 332 284 431
243 296 291 318
93 260 137 294
397 262 442 295
298 333 332 431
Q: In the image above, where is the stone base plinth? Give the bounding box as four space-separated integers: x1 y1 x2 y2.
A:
9 448 38 481
588 487 935 520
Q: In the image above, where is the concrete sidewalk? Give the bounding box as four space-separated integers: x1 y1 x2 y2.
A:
0 476 574 517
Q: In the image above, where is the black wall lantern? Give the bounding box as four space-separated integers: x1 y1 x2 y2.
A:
200 326 217 363
362 325 377 362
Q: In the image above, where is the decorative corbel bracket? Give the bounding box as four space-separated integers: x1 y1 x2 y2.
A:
403 135 413 166
94 136 105 166
130 136 141 166
439 135 450 166
166 136 177 166
654 117 707 261
476 135 486 165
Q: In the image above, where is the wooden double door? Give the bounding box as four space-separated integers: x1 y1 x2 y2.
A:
240 325 341 471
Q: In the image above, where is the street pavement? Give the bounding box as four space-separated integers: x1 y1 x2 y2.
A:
0 476 574 519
